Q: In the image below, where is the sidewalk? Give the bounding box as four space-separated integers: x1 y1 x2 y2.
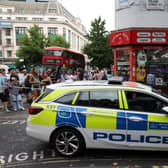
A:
0 97 30 119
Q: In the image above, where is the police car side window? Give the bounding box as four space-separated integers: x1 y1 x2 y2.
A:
55 92 76 105
90 90 119 109
75 91 89 106
125 91 167 113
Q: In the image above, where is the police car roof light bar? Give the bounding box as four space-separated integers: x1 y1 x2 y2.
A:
108 76 124 85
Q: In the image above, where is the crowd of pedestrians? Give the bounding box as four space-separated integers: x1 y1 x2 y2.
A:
0 67 112 113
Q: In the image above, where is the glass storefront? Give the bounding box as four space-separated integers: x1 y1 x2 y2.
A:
114 46 168 94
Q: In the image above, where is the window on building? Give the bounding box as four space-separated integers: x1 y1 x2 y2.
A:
39 27 43 34
15 27 26 35
15 27 27 46
17 8 24 14
7 17 11 20
0 30 2 45
0 51 2 57
32 18 43 21
16 17 27 21
0 9 2 13
7 9 12 14
68 30 71 43
48 27 58 35
16 39 21 46
48 18 57 21
34 9 41 14
48 9 57 14
7 50 12 57
6 39 11 45
5 29 11 36
0 17 2 20
63 28 66 39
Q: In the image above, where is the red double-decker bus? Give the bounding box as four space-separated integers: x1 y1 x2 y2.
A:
42 46 85 80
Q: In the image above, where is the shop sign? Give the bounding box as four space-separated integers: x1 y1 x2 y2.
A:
137 38 151 43
152 32 166 37
137 32 151 37
152 38 166 43
146 0 165 10
155 77 163 86
110 31 130 46
0 21 12 28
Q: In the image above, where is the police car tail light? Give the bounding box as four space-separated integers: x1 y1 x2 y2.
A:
29 107 44 115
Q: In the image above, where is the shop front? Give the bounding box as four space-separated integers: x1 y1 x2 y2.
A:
110 29 168 94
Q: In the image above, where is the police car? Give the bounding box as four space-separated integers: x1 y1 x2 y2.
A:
26 78 168 156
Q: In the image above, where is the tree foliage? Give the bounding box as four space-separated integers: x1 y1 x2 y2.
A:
48 35 70 48
83 17 113 69
16 25 70 67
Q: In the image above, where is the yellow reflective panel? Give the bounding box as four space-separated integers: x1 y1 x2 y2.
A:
29 104 57 126
118 90 123 109
86 108 117 129
72 92 79 105
122 91 128 110
148 114 168 132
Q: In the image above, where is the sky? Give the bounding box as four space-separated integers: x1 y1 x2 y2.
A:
58 0 115 31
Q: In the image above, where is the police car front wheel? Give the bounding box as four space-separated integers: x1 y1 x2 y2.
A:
51 128 85 156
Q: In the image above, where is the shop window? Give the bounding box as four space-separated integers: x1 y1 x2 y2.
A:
135 47 168 88
116 49 129 80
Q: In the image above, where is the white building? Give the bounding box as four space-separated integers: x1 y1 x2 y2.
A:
0 1 87 65
115 0 168 29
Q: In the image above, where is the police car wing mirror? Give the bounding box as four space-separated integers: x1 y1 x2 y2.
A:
162 107 168 114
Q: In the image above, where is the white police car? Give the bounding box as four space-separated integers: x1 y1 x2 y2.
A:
26 78 168 156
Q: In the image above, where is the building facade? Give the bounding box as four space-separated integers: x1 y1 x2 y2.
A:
110 0 168 94
0 1 87 65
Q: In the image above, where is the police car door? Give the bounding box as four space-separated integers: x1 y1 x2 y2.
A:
123 90 168 149
75 89 127 149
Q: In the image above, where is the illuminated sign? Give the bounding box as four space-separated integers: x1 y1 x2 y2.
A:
152 38 166 43
137 32 151 37
152 32 166 37
137 38 151 43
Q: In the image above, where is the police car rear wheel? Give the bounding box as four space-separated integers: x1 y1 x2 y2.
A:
52 128 85 156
